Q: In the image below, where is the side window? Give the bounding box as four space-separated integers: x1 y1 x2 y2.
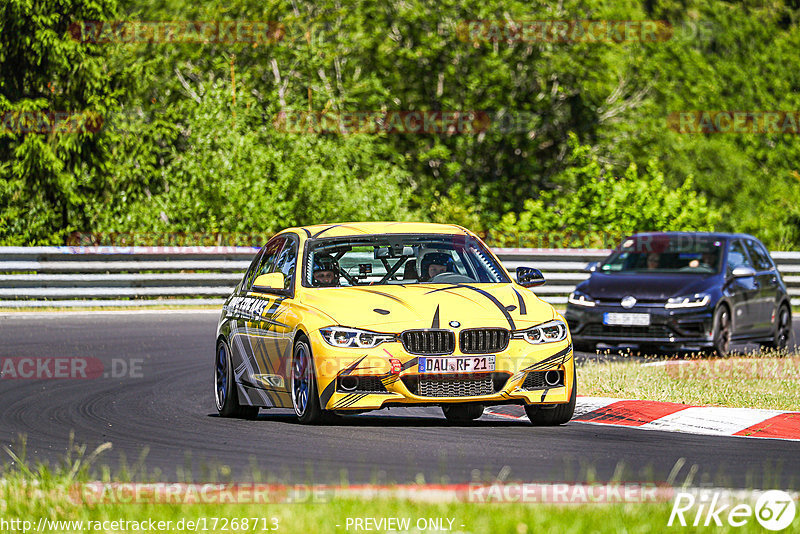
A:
727 240 753 273
245 237 285 291
274 238 298 290
241 248 265 292
744 239 774 271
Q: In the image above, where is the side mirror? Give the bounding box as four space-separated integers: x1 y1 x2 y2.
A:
516 266 546 288
584 261 600 273
252 272 288 294
731 265 756 278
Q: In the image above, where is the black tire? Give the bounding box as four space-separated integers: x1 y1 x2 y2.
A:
764 303 792 352
215 339 259 419
525 362 577 426
442 404 484 422
291 338 324 424
712 304 732 356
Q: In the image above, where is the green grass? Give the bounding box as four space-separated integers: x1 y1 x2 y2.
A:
0 495 783 533
1 437 796 533
580 352 800 410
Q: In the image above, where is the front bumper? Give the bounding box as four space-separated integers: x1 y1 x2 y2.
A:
565 302 715 348
310 331 575 411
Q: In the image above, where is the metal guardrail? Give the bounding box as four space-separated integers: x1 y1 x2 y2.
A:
0 246 798 307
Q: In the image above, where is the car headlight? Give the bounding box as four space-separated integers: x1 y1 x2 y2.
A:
512 320 568 344
319 327 396 348
568 290 596 307
665 293 710 309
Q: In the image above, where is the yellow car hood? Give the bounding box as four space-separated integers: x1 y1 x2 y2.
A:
299 283 555 332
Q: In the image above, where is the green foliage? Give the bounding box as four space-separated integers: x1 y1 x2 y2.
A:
2 0 799 248
489 136 722 247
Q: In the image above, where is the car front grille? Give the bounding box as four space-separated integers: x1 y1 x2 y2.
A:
401 373 511 397
582 324 673 338
417 374 494 397
459 328 510 354
401 329 455 355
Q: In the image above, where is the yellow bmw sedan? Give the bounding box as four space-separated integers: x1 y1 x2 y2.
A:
215 222 575 425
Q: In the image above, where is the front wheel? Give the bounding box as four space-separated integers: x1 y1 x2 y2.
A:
712 305 732 356
442 404 484 422
764 304 792 352
525 363 577 426
291 338 323 424
215 339 258 419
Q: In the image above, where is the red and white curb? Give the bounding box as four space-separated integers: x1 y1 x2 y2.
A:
486 397 800 441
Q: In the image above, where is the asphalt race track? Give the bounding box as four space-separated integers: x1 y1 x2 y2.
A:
1 311 798 488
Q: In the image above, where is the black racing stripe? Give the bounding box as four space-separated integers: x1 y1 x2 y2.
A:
512 288 528 315
427 284 516 330
522 344 573 372
352 287 405 303
311 224 368 238
421 286 487 305
333 393 356 409
400 357 418 371
431 305 440 328
340 356 367 376
339 393 367 409
311 225 339 238
505 305 517 312
319 380 336 408
302 228 312 237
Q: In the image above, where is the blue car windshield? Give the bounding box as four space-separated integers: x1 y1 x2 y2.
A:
303 234 510 287
601 236 724 274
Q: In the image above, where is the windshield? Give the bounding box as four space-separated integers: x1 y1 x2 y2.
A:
601 235 724 274
303 234 510 287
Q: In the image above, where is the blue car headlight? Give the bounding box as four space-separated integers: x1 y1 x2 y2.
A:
512 320 568 344
665 293 711 309
568 290 596 307
319 327 396 348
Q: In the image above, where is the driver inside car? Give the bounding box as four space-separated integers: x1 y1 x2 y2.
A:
312 254 340 287
420 252 456 281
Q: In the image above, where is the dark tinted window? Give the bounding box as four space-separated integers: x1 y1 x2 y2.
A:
274 238 298 290
245 237 285 290
240 248 264 292
601 235 723 274
744 239 773 271
727 240 753 272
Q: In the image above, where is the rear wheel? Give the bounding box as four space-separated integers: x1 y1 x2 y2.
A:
764 304 792 352
291 338 323 424
215 339 258 419
712 305 732 356
525 362 577 426
442 404 484 422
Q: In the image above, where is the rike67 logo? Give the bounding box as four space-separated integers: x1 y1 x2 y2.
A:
669 490 796 530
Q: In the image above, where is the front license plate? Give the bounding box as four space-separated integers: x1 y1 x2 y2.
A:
603 313 651 326
419 356 495 373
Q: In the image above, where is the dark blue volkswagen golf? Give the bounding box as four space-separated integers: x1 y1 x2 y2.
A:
565 232 792 354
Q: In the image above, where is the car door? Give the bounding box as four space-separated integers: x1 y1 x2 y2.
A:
252 235 298 403
228 236 286 407
744 238 780 335
724 239 759 336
